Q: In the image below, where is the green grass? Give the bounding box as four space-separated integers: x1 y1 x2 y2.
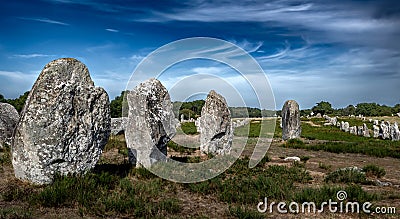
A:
281 119 400 158
167 140 196 154
2 169 181 218
0 207 32 219
180 122 198 135
234 119 276 138
294 184 378 206
186 157 312 205
228 206 264 219
283 141 400 158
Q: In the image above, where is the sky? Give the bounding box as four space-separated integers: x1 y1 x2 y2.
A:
0 0 399 109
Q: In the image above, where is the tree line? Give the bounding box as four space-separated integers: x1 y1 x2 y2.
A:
2 91 399 118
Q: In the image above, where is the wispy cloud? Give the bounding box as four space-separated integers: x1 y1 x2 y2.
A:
18 17 69 26
11 54 54 59
105 28 119 33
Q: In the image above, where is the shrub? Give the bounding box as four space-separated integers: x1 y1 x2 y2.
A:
362 164 386 178
324 168 371 184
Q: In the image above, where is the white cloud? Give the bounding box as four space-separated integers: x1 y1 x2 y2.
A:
18 17 69 26
105 28 119 33
11 54 54 59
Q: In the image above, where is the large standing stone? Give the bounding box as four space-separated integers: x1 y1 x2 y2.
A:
362 123 370 137
357 126 364 136
111 117 128 135
12 58 110 185
0 103 19 148
199 90 233 155
373 125 380 138
281 100 301 140
380 121 390 139
125 78 176 167
390 122 400 141
349 126 357 135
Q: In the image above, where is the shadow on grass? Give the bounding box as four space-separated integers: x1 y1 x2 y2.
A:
93 163 132 178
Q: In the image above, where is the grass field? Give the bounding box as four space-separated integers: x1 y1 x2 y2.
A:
0 117 399 218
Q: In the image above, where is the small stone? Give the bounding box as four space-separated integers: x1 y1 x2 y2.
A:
281 100 301 140
284 156 301 162
0 103 19 148
110 117 128 135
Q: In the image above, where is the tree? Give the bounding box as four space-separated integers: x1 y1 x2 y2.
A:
342 105 356 116
311 101 333 115
110 91 128 118
7 91 29 112
0 94 6 103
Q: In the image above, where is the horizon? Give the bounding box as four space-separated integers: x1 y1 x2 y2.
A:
0 0 399 109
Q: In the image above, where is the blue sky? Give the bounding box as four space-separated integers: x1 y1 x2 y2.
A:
0 0 399 109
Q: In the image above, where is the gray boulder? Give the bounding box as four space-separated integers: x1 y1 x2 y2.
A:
0 103 19 149
281 100 301 140
12 58 110 185
111 117 128 135
125 78 176 167
199 90 233 155
373 120 379 125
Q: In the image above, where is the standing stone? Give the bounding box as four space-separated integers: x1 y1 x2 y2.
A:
397 113 400 117
373 120 379 126
373 125 380 138
343 122 350 132
390 122 400 141
315 113 322 118
349 126 357 135
199 90 233 155
362 123 370 137
0 103 19 148
125 78 176 167
281 100 301 140
12 58 110 185
111 117 128 135
380 121 390 139
357 126 364 136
